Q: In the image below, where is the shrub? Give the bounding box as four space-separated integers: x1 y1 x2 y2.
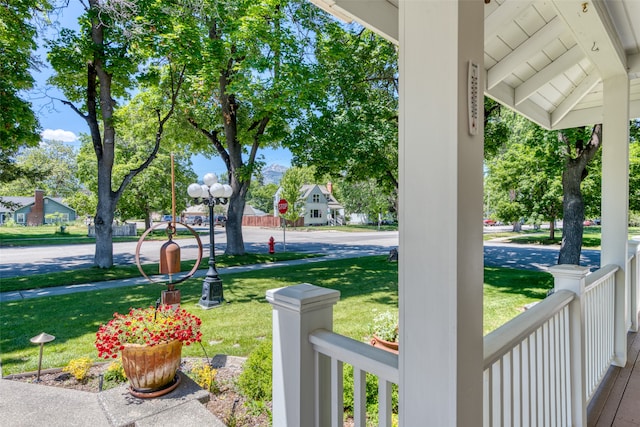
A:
103 359 126 383
190 360 218 392
237 339 272 401
342 363 398 422
368 310 399 342
63 357 93 381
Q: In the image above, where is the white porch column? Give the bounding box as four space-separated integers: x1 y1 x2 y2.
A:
266 284 340 427
550 264 589 426
601 75 630 366
398 0 484 425
629 239 640 331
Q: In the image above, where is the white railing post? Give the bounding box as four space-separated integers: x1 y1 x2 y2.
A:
266 284 340 427
550 264 590 426
629 239 640 332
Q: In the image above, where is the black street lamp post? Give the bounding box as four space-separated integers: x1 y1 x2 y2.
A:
187 173 232 309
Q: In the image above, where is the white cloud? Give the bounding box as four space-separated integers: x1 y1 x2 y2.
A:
41 129 78 143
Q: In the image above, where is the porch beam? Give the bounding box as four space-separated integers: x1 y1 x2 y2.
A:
552 0 627 78
311 0 399 44
601 74 630 367
515 45 585 106
487 16 565 90
398 0 484 425
551 73 601 127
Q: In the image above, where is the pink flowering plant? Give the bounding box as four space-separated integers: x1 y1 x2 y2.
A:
95 305 203 359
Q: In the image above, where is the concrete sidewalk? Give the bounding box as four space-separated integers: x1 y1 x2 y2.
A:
0 372 224 427
0 252 373 303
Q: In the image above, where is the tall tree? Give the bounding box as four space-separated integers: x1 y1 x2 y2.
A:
485 116 565 237
0 0 49 194
0 140 80 197
47 0 193 267
278 166 315 225
557 125 602 264
178 0 324 254
285 25 398 197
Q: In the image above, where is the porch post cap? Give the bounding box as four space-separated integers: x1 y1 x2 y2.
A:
266 283 340 312
628 239 640 252
548 264 591 278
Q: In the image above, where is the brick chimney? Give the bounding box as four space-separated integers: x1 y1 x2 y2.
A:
27 190 45 226
327 182 333 194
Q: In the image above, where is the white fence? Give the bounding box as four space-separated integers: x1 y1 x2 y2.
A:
87 223 136 237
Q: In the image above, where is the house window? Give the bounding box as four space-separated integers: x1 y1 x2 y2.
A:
312 194 320 203
311 209 322 218
16 213 26 224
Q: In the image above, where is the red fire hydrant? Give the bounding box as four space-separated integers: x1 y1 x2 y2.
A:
268 236 275 254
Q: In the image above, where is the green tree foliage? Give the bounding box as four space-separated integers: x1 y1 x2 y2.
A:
176 0 326 254
630 120 640 213
47 0 195 267
285 25 398 197
485 115 601 247
485 116 565 236
0 140 80 197
246 182 279 214
75 96 197 229
338 179 394 224
0 0 49 190
278 166 315 225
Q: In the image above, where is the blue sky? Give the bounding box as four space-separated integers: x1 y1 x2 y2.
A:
30 3 291 181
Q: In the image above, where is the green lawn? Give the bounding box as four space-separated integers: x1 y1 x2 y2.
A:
0 256 552 376
0 224 209 247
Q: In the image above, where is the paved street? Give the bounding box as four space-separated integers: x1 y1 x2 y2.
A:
0 227 602 279
0 227 399 278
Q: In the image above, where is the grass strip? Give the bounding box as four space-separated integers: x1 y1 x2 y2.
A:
0 256 552 376
484 226 640 248
0 252 317 293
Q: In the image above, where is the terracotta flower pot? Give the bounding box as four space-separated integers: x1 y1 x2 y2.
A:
121 340 182 398
370 335 399 354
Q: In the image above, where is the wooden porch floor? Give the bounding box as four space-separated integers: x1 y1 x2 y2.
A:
588 321 640 426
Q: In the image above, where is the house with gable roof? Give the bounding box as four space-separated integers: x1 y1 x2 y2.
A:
0 190 76 226
274 182 344 226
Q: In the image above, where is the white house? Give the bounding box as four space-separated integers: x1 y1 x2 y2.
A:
274 183 344 226
268 1 640 426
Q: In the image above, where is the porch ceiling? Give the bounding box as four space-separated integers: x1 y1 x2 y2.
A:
310 0 640 130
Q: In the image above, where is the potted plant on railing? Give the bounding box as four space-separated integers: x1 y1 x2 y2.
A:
369 310 399 354
95 305 202 398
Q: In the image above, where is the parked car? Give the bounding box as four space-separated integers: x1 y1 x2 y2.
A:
583 219 594 226
161 214 173 222
214 215 227 227
483 219 496 226
186 216 203 226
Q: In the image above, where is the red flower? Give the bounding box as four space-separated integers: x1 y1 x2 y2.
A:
94 305 202 359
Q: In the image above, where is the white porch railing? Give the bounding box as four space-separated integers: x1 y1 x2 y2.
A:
309 330 399 427
268 240 640 427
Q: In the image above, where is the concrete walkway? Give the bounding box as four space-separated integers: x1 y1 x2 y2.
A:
0 371 224 427
0 253 370 303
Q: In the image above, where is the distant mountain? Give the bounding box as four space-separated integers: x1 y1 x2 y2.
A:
262 164 288 185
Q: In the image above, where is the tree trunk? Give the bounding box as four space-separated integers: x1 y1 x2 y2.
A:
549 219 555 240
557 124 602 265
558 159 584 264
225 192 246 255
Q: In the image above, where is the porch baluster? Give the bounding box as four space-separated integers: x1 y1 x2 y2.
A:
629 239 640 332
550 264 590 426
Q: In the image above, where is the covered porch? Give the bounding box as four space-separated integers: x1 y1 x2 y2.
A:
269 0 640 425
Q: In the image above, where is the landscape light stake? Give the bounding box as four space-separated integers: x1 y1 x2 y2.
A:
30 332 55 382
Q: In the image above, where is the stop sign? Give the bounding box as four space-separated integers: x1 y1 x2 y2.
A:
278 198 289 214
